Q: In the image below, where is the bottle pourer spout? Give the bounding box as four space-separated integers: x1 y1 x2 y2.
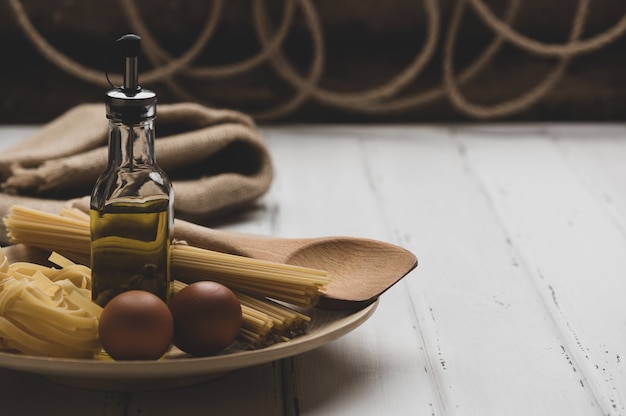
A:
116 34 141 94
106 33 156 123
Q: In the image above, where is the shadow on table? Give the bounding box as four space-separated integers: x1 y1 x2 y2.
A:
286 344 401 414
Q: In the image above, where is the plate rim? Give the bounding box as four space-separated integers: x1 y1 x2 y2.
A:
0 300 378 386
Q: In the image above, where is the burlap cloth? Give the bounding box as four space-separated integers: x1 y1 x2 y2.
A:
0 103 273 246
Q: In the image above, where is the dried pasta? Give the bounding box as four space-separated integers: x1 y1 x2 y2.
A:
171 244 328 307
4 205 330 307
2 205 331 355
0 248 102 358
4 206 91 265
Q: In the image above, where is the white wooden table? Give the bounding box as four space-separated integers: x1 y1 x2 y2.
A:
0 123 625 415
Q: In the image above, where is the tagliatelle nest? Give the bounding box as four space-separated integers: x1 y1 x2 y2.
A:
0 249 102 358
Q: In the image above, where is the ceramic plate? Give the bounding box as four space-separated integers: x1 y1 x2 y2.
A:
0 301 377 391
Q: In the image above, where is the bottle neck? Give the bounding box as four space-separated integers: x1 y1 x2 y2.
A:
108 119 156 169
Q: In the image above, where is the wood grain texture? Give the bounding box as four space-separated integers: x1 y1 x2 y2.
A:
1 124 626 415
459 127 626 415
359 126 600 415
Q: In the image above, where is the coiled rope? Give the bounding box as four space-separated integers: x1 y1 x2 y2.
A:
7 0 626 120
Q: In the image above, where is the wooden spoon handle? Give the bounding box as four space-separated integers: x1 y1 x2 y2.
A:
172 219 293 262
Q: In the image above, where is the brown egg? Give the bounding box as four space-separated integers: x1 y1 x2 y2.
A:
169 281 242 356
98 290 174 360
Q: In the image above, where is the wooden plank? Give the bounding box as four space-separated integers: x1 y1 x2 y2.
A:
258 126 392 240
359 125 601 415
259 127 437 415
459 126 626 415
0 369 126 416
551 125 626 232
128 363 284 415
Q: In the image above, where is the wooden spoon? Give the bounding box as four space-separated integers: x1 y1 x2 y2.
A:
173 220 418 310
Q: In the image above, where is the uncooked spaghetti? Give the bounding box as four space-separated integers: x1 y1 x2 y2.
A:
171 244 328 307
4 206 91 265
3 205 330 308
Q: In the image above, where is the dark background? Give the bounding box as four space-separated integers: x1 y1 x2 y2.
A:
1 0 625 124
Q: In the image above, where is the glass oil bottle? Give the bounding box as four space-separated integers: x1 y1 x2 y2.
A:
90 34 173 307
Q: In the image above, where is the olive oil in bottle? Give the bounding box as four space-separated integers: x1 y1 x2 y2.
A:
90 200 170 306
90 34 173 307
